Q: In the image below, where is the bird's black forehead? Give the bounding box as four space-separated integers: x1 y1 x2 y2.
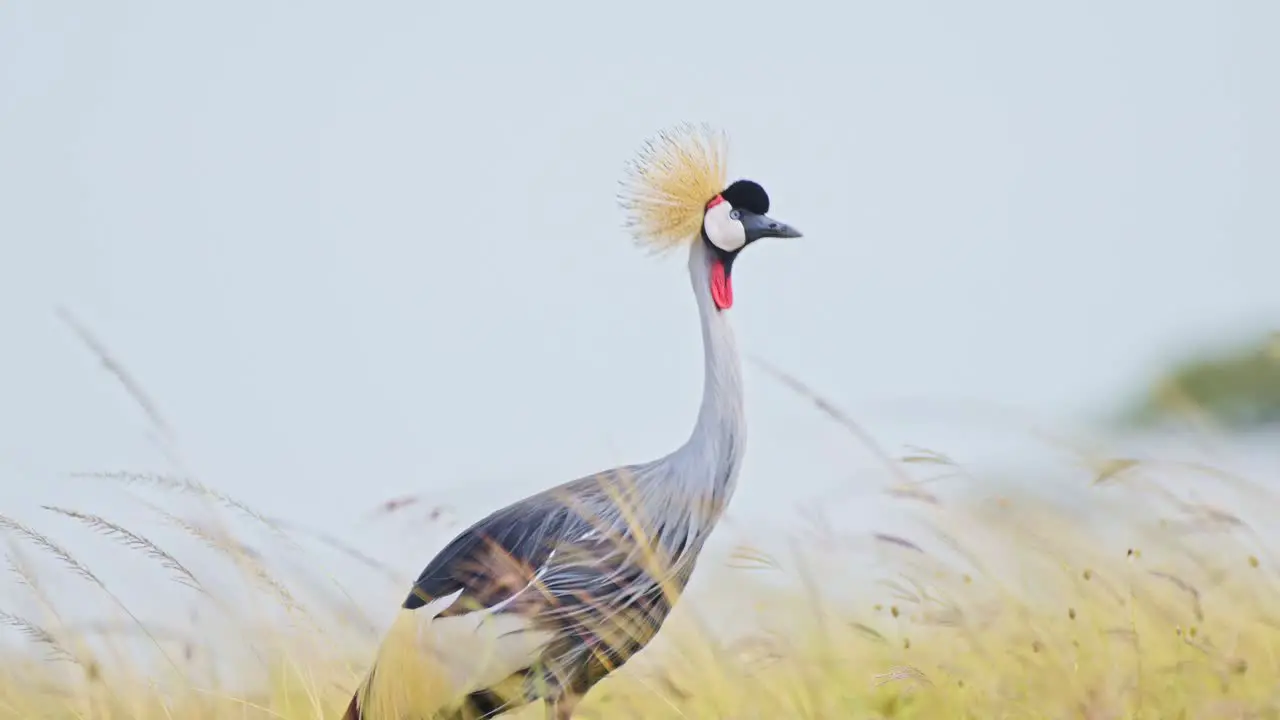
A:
719 179 770 215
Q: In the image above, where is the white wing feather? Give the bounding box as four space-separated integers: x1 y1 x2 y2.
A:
415 589 556 696
387 551 560 700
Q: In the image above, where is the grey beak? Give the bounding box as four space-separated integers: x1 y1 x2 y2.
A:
742 212 803 242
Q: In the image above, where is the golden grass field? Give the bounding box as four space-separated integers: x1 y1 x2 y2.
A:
2 439 1276 720
3 330 1278 718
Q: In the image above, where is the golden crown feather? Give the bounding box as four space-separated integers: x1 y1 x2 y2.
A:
617 122 729 254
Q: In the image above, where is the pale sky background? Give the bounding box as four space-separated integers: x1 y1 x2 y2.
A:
1 2 1278 646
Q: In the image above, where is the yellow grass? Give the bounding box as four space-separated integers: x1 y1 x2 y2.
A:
5 316 1276 718
0 445 1277 719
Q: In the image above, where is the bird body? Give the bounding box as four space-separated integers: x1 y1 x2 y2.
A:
345 125 800 720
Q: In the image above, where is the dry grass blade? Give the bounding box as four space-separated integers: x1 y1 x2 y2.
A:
749 356 915 489
0 515 100 586
56 306 175 445
6 553 41 597
874 665 933 688
899 446 957 466
268 518 403 584
849 622 888 644
1148 570 1205 621
40 506 205 595
874 534 925 554
132 496 260 561
122 499 304 617
726 545 780 571
0 516 189 674
1091 458 1141 485
0 611 78 665
71 470 283 535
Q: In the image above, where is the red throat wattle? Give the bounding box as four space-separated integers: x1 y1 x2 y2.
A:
710 257 733 310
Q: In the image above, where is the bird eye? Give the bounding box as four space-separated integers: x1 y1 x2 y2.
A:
729 209 742 221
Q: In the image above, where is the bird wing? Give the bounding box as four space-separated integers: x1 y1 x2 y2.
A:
392 472 677 693
404 467 663 614
378 498 562 698
404 494 567 612
388 485 615 694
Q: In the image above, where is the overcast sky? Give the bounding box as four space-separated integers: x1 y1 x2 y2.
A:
1 2 1277 627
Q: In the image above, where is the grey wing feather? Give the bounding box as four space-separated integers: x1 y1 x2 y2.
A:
400 465 694 689
403 469 642 613
404 494 570 611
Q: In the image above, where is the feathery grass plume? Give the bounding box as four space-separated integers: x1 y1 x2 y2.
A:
131 498 306 621
0 516 101 587
5 551 54 619
132 497 258 564
41 506 205 596
119 484 340 673
121 498 281 668
618 122 728 253
71 470 282 534
0 513 182 673
0 611 77 665
3 543 100 672
80 472 321 621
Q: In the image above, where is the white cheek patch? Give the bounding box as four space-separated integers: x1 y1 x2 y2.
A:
704 201 746 252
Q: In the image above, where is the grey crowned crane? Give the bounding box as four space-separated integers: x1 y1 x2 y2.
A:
343 124 802 720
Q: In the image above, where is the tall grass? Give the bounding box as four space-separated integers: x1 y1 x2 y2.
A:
1 314 1276 718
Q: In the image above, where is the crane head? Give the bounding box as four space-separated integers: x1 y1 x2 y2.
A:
617 123 801 310
701 179 802 310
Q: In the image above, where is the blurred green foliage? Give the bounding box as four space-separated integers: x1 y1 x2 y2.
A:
1125 331 1280 430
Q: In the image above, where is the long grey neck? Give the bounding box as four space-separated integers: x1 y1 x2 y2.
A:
668 239 747 515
